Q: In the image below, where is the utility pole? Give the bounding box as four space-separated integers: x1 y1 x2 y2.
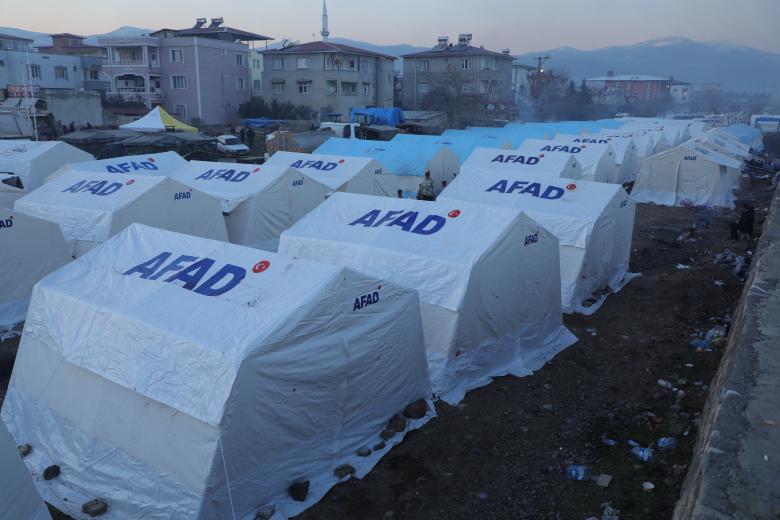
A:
532 56 549 99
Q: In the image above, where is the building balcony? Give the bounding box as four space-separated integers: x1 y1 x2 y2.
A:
105 60 160 68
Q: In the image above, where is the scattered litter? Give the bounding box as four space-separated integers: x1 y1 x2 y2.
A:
713 279 725 288
642 482 655 493
596 473 613 488
565 465 592 481
584 327 598 336
627 439 640 448
685 363 695 368
657 379 673 390
764 455 770 462
657 437 677 451
631 446 655 462
600 502 621 520
704 325 726 341
689 338 713 352
763 420 776 427
675 263 690 270
600 434 618 447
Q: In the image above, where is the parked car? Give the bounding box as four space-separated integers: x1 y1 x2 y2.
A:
216 135 250 155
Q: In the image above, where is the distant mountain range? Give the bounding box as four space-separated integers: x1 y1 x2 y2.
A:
2 27 777 93
513 38 780 93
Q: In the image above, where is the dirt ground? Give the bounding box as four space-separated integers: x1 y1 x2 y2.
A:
0 179 774 520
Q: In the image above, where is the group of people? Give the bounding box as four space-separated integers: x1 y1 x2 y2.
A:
225 124 256 146
394 171 450 201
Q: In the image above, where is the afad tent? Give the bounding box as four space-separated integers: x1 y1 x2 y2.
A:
519 137 617 183
119 106 197 133
173 161 328 251
0 140 94 192
2 224 432 519
0 209 70 335
462 147 582 180
15 170 227 257
263 151 385 196
439 170 635 314
314 137 460 196
631 141 742 209
390 133 513 163
594 133 639 183
52 151 188 179
693 130 751 160
280 193 576 404
1 173 26 208
0 419 50 519
722 123 763 152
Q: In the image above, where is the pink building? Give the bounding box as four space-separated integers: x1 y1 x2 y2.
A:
99 18 272 125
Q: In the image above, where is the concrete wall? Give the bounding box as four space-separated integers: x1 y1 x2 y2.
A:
42 89 103 128
674 184 780 519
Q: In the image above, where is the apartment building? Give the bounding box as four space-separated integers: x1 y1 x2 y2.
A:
99 18 271 125
401 34 513 111
585 73 673 104
261 41 395 119
251 48 264 97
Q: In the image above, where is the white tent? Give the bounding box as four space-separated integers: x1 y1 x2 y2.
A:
693 130 751 160
171 161 328 250
118 106 197 133
1 173 26 208
595 133 638 183
631 141 742 209
0 419 51 519
263 151 385 196
0 140 93 192
527 137 618 183
0 209 71 333
462 147 582 180
279 192 576 404
2 224 432 520
15 170 228 256
439 170 635 313
51 151 188 179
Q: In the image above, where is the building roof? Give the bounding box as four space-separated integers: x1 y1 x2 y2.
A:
586 74 670 82
262 41 396 60
402 44 512 59
50 33 86 39
0 33 33 43
670 79 690 85
172 26 272 41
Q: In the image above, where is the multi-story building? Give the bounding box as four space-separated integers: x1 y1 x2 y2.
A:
261 41 396 119
669 80 691 104
251 48 264 98
37 33 109 92
585 73 673 104
99 18 271 125
400 34 514 111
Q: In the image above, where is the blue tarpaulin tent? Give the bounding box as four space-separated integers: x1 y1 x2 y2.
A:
391 133 511 163
723 123 763 152
349 108 405 127
243 117 289 128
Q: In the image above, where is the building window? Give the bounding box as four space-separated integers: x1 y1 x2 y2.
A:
344 58 357 70
297 80 312 94
461 83 472 93
296 57 309 69
171 75 187 89
362 82 370 95
271 81 285 94
88 68 99 80
480 80 489 94
272 58 283 70
341 81 357 96
236 54 244 66
418 60 430 72
253 58 261 69
253 79 261 89
325 54 339 70
221 48 227 57
54 65 68 80
460 58 472 70
29 63 41 79
417 81 429 94
326 80 337 95
173 104 187 119
237 77 245 91
0 60 5 67
480 57 497 71
169 49 183 63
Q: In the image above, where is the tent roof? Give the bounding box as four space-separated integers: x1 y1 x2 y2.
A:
692 131 750 158
29 223 351 425
681 141 742 168
58 151 187 175
463 147 580 178
176 161 298 211
391 134 511 163
119 106 197 133
314 138 455 177
439 169 626 248
281 192 528 311
0 140 93 189
263 151 381 191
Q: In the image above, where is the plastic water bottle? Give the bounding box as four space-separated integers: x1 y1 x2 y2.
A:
565 465 592 481
631 447 655 462
657 437 677 451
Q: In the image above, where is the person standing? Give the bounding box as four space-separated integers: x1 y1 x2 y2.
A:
246 126 255 147
418 171 436 201
239 126 246 144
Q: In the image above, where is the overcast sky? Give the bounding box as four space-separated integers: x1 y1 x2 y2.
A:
5 0 780 53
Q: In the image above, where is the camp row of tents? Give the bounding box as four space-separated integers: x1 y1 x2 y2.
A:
0 116 761 519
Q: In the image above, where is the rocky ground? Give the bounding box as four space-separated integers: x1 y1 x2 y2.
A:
1 179 774 520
